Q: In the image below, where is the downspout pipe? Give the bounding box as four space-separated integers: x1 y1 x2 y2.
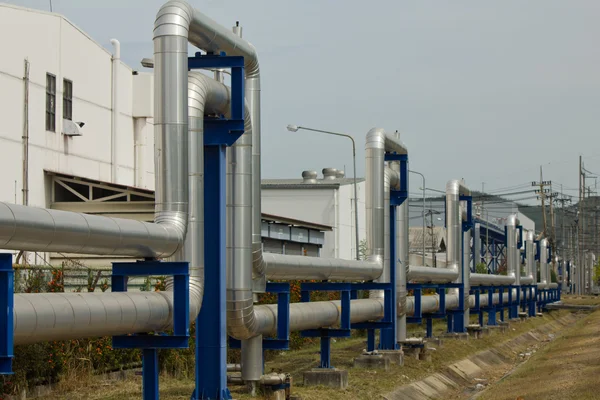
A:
110 38 120 183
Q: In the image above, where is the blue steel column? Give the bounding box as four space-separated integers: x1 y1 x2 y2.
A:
196 144 230 400
143 349 159 399
0 253 13 375
379 204 398 349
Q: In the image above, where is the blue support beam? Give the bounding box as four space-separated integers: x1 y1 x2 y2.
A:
111 261 190 400
0 253 13 375
188 52 245 400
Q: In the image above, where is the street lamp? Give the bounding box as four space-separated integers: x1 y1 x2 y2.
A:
409 170 426 266
286 124 360 261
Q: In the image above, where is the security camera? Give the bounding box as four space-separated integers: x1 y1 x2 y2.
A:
76 122 85 128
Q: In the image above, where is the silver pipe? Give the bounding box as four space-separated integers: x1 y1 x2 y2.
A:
397 199 408 342
526 230 536 285
462 206 471 328
264 254 381 281
408 266 458 283
470 273 515 286
506 214 521 286
13 73 234 344
249 291 516 336
540 238 549 289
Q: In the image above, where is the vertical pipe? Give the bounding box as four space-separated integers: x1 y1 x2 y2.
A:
110 39 120 183
462 218 471 328
352 140 360 261
396 194 408 343
21 59 29 207
133 117 147 188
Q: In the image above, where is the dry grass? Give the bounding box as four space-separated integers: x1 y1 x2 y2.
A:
560 294 600 306
479 308 600 400
37 310 569 400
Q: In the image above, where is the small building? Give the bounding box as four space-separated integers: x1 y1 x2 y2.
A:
261 168 366 261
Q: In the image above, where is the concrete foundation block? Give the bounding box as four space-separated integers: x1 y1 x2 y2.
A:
536 312 544 317
353 354 390 371
401 346 422 359
303 368 348 390
418 351 432 362
377 350 405 365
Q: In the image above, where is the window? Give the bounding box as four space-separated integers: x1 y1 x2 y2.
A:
45 73 56 131
63 79 72 121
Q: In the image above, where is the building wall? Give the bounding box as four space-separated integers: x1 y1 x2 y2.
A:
0 5 157 262
261 181 366 260
0 4 156 212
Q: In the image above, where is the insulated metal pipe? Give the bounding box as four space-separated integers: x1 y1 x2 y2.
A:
12 73 235 344
408 266 458 283
538 238 549 289
396 199 408 342
506 215 521 286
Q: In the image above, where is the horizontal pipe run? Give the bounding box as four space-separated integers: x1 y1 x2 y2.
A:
470 273 516 286
264 253 382 281
251 291 519 336
408 266 459 283
520 277 534 285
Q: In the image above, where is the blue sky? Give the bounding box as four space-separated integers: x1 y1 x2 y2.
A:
9 0 600 200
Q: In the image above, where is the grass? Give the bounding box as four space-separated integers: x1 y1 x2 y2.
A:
479 308 600 400
560 294 600 306
36 310 569 400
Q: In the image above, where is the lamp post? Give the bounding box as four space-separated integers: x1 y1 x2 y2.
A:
287 124 360 261
409 170 426 266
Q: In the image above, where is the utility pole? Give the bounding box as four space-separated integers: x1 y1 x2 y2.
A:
532 166 551 239
579 155 584 294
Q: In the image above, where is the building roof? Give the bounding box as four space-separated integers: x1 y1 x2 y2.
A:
261 177 365 189
262 213 333 231
409 227 446 252
0 3 131 69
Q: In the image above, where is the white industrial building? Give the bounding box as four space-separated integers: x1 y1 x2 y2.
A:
262 168 366 260
0 4 157 264
0 4 336 267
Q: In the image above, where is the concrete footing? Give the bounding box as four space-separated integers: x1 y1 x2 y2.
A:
486 324 507 333
303 368 348 389
418 349 432 362
467 324 483 339
376 350 405 365
353 354 390 371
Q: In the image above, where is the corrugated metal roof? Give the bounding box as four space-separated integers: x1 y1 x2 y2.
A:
261 213 333 231
409 227 446 252
261 177 365 189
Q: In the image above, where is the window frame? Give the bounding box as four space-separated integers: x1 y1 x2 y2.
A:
63 78 72 121
46 73 56 132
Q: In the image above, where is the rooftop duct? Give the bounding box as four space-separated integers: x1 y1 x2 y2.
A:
301 170 318 183
322 168 338 180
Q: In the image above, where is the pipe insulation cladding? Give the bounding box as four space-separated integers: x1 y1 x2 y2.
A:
10 72 240 345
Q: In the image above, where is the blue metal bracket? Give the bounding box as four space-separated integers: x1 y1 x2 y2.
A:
300 282 352 369
188 52 244 400
0 254 13 375
111 261 189 400
534 240 541 261
384 153 408 206
517 225 523 249
460 195 473 230
228 282 291 351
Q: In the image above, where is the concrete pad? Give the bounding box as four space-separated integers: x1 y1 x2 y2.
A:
402 346 422 359
303 368 348 390
426 338 443 347
377 349 405 365
353 354 390 370
418 351 432 362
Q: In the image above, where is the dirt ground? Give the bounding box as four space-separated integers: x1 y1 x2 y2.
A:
475 306 600 400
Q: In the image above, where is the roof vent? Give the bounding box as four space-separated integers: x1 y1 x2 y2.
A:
322 168 338 180
302 170 318 184
335 170 345 179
